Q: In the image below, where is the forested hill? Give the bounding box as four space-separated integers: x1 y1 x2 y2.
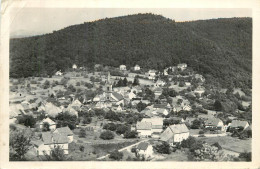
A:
10 13 252 89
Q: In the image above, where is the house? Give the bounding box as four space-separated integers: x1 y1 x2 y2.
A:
72 64 77 70
194 86 205 97
39 117 56 131
120 65 127 71
136 142 153 158
194 74 205 83
160 124 189 144
32 132 69 156
177 63 187 70
55 70 63 76
63 105 78 117
71 99 82 111
134 65 141 71
153 103 172 111
136 122 152 137
185 82 191 86
182 105 192 111
147 70 156 80
53 126 74 143
155 79 166 87
153 87 163 97
204 118 224 131
131 86 142 94
229 120 249 131
127 91 136 100
141 118 164 133
45 102 62 118
156 108 169 116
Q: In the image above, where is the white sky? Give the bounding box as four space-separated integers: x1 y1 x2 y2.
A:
10 8 252 37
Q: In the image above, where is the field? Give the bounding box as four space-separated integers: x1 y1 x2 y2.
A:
196 136 251 153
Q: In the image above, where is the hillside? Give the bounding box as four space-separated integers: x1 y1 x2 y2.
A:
9 13 252 89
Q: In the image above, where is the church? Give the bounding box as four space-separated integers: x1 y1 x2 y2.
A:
93 72 125 109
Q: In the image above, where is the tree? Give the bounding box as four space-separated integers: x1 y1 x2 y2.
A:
133 76 140 86
124 130 138 138
79 128 86 138
153 141 171 154
191 119 202 129
56 112 77 130
214 100 222 111
17 115 36 128
100 130 114 140
136 101 147 112
9 130 31 161
42 122 50 132
239 152 251 161
123 77 128 86
44 144 66 161
109 150 123 160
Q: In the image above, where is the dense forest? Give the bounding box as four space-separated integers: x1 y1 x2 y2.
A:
10 13 252 89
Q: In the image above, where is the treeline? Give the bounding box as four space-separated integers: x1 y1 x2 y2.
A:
10 13 252 89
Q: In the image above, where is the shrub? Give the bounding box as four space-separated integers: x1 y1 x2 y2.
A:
79 128 86 138
199 130 204 135
153 141 171 154
124 130 138 138
100 130 114 140
109 150 123 160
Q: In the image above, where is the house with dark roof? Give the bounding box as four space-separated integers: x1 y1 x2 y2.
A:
136 142 154 158
160 124 189 144
204 118 224 131
53 126 74 143
32 132 69 156
141 118 164 133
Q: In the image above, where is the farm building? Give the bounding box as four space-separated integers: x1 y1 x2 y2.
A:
204 118 224 131
39 117 56 131
136 142 154 158
120 65 127 70
229 120 249 131
134 65 141 71
136 122 152 137
160 124 189 144
53 126 74 143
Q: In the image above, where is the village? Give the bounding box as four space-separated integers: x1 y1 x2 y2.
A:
9 63 252 161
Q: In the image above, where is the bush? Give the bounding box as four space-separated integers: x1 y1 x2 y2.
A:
76 82 80 86
17 115 36 128
109 150 123 160
153 141 171 154
124 130 138 138
79 128 86 138
199 130 204 135
83 117 92 124
103 123 117 131
239 152 251 161
100 130 114 140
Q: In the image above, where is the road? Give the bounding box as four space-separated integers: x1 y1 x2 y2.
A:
96 138 150 160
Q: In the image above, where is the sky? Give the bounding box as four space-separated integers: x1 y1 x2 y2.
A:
10 8 252 38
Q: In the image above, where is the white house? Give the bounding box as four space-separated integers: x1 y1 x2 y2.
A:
33 132 69 156
185 82 191 86
120 65 127 71
134 65 141 71
229 120 249 130
39 117 56 131
136 142 154 158
204 118 224 131
44 102 62 118
177 63 187 71
160 124 189 144
53 126 74 143
148 70 156 80
136 122 152 137
141 118 164 133
55 70 63 76
182 105 192 111
72 64 77 70
194 86 205 97
155 79 166 87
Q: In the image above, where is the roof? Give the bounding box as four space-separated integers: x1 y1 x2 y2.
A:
32 140 44 147
136 122 152 130
63 105 78 117
230 120 249 128
154 87 163 92
45 102 62 118
205 118 222 126
54 126 73 136
112 92 124 101
40 117 56 125
141 118 164 126
137 142 149 150
160 124 189 142
154 103 168 109
157 108 168 114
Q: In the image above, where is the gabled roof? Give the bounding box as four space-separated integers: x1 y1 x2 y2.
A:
136 122 152 130
40 117 56 126
205 118 222 126
141 118 164 126
137 142 149 150
42 132 69 144
54 126 73 136
160 124 189 142
45 102 62 118
154 103 168 109
230 120 249 128
112 92 124 101
154 87 163 92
